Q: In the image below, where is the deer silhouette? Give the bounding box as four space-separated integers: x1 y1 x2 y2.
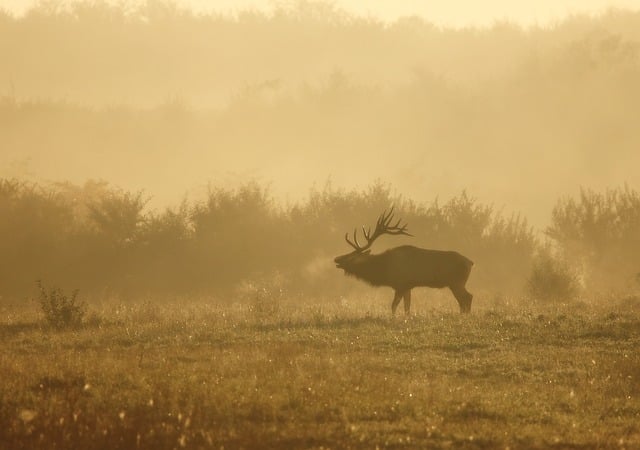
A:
335 209 474 314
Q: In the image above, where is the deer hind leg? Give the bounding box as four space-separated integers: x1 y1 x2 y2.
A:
403 289 412 315
450 284 473 314
391 290 403 315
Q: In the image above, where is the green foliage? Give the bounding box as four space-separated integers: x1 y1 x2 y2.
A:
1 178 541 301
88 190 148 247
548 186 640 294
527 249 581 302
0 179 76 298
35 281 86 329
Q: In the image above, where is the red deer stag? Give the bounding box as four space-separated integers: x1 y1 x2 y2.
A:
334 209 474 314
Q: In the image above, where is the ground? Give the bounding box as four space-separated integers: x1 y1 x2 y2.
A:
1 296 639 449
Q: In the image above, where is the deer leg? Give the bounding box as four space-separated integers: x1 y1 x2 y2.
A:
391 290 403 315
450 285 473 314
403 289 412 315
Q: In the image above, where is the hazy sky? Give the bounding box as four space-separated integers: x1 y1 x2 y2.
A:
2 0 639 27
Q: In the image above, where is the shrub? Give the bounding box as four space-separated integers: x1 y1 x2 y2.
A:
0 179 540 301
527 250 581 302
547 186 640 294
88 189 148 246
36 281 86 329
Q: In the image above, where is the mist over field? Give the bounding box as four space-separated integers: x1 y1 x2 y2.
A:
1 1 640 227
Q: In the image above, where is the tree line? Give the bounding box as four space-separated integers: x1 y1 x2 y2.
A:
2 178 639 303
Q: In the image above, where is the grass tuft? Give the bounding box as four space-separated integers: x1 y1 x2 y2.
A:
35 281 86 329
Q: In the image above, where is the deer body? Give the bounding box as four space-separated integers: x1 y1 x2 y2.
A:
335 211 474 314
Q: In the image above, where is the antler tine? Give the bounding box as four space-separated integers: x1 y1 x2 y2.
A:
377 208 413 237
374 208 392 234
344 208 412 253
379 207 394 227
392 218 409 233
352 228 362 248
344 232 359 250
388 222 413 236
388 216 412 236
363 226 372 240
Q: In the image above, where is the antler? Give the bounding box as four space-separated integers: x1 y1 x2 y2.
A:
345 208 412 252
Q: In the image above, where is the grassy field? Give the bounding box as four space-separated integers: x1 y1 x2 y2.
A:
1 295 639 449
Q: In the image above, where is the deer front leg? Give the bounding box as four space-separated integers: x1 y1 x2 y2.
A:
391 290 402 315
403 289 412 315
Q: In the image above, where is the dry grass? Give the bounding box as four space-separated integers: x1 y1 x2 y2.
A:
1 296 639 449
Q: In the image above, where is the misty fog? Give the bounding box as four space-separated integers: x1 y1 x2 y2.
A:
1 1 640 302
1 2 639 225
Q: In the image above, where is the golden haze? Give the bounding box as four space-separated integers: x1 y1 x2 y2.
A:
1 1 639 227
